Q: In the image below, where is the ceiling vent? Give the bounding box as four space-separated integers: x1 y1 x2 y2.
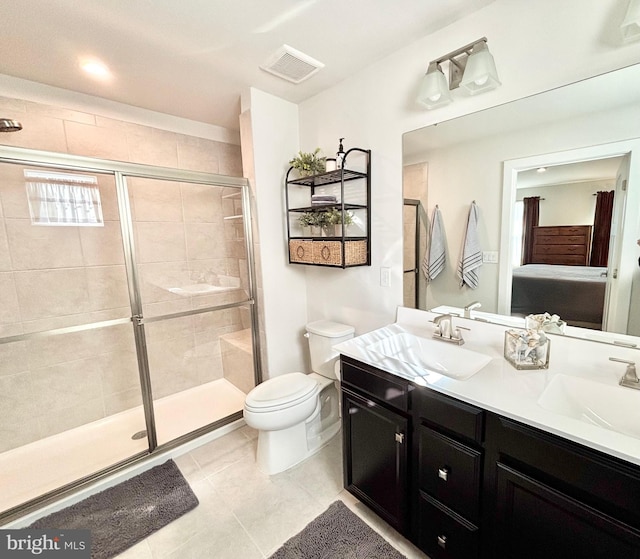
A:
260 44 324 84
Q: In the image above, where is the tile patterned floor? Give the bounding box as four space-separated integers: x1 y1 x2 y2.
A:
115 426 428 559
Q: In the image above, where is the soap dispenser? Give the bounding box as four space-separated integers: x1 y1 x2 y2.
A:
336 138 345 169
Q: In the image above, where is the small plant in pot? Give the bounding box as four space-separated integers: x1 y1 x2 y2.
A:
289 148 326 177
297 211 315 236
322 208 354 237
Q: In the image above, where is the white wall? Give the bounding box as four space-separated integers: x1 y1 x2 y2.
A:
241 88 309 378
297 0 640 333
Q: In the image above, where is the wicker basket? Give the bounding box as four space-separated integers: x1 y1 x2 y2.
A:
289 240 314 263
290 239 367 266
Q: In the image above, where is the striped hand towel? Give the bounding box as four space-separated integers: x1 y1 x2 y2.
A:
457 202 482 289
422 206 446 281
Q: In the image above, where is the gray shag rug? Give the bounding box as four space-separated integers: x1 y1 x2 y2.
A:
269 500 407 559
29 459 198 559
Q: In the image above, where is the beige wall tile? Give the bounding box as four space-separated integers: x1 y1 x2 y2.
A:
0 112 67 153
135 221 186 263
5 218 84 270
95 175 121 221
185 222 226 260
99 347 140 395
25 101 96 126
0 340 28 377
0 168 37 219
137 261 191 305
181 183 224 223
31 358 103 414
0 272 20 328
128 177 183 222
38 398 105 438
27 329 103 370
145 311 194 344
126 125 179 168
79 221 125 266
0 226 12 271
86 265 130 312
104 389 144 415
217 142 243 177
177 135 219 173
147 334 199 398
64 120 129 161
14 268 91 321
0 96 27 114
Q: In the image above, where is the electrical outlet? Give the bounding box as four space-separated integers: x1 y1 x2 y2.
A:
482 251 499 264
380 267 391 287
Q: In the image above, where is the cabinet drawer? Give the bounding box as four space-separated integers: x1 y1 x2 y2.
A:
414 388 483 443
418 425 482 522
418 493 479 559
341 357 409 412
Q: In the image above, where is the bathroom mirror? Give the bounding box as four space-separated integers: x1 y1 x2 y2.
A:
402 63 640 344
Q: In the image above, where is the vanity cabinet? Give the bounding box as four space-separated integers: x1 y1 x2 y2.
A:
340 355 640 558
285 148 371 268
484 414 640 559
340 356 411 534
413 388 484 558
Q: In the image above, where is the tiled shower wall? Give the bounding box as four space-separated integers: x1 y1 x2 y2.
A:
0 95 251 452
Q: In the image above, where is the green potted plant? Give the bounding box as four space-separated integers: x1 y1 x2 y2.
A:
322 208 354 237
289 148 326 177
297 211 314 236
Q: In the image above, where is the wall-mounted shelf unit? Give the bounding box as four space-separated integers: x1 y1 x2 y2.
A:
285 147 371 268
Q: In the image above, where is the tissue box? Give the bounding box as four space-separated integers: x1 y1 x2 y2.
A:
504 329 550 370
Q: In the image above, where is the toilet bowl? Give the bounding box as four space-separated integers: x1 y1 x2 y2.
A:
243 320 354 475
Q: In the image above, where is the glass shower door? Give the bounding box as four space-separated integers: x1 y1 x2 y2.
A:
125 175 256 446
0 161 148 514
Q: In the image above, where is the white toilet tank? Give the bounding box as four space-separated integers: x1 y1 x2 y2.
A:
306 320 355 379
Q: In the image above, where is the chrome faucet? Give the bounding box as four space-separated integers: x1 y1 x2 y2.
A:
433 314 465 345
609 357 640 390
464 301 482 318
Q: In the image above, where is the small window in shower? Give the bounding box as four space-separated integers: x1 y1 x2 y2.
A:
24 169 104 226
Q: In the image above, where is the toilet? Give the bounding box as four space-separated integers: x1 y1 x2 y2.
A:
243 320 354 475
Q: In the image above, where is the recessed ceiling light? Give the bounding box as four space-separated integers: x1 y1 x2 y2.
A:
80 58 112 80
536 167 547 173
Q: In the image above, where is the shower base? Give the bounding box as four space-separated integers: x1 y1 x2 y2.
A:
0 378 246 516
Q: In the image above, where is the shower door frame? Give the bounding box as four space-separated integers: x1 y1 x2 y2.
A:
0 145 262 520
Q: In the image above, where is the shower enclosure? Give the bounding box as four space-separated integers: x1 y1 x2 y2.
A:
0 146 260 520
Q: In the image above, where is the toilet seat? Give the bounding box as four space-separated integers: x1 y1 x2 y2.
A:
244 372 318 412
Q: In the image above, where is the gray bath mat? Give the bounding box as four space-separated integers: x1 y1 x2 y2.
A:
29 460 198 559
269 500 407 559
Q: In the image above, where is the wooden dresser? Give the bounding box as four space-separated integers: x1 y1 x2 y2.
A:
531 225 592 265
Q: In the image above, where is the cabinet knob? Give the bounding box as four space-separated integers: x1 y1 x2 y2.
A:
395 432 404 444
438 467 449 481
437 535 447 549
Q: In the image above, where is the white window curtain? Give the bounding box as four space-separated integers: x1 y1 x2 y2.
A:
24 170 104 227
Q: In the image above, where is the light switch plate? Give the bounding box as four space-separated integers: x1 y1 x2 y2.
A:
482 251 499 264
380 267 391 287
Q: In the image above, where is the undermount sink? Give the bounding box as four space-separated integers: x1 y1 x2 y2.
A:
367 332 492 380
538 374 640 439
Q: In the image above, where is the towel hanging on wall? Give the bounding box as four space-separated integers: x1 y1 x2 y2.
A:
422 206 446 281
457 201 482 289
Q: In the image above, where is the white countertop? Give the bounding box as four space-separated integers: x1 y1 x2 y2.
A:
334 307 640 467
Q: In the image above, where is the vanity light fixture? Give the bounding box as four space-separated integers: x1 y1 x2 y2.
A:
416 38 500 109
621 0 640 43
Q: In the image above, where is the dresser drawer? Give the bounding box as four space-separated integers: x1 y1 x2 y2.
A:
534 234 587 245
414 388 484 443
533 244 586 255
418 493 479 559
418 425 482 522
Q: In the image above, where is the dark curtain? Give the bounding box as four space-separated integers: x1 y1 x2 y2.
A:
521 196 540 265
590 190 615 267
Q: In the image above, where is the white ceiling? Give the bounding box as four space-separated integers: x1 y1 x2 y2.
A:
0 0 494 131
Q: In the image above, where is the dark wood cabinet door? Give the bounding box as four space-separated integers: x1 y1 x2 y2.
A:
342 388 409 534
495 462 640 559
